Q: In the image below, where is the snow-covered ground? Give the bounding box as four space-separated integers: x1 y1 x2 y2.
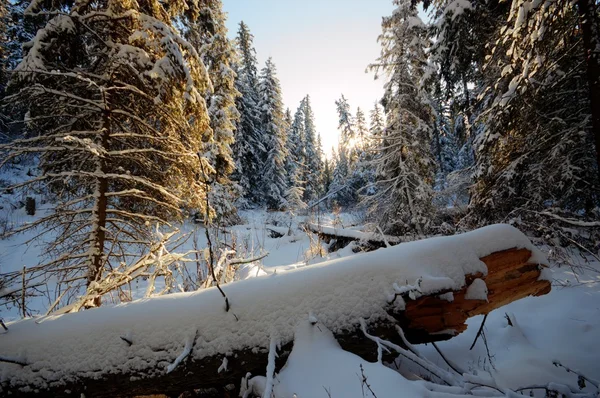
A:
0 200 362 320
0 186 599 397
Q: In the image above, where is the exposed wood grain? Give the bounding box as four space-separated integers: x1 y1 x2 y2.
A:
397 248 550 343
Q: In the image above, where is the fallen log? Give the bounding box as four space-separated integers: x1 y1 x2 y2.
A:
0 224 551 398
305 223 403 251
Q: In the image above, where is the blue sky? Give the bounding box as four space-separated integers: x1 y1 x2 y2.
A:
222 0 396 156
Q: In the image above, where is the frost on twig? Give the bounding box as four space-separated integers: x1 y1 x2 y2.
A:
166 329 198 374
241 373 267 398
263 333 279 398
359 318 459 386
217 357 228 374
52 229 198 314
359 319 390 363
553 360 600 389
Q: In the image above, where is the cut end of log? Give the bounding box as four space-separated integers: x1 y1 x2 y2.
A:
396 248 551 343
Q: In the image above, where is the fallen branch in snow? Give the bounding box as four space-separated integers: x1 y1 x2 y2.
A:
119 336 132 346
553 360 600 389
0 356 28 367
359 319 458 386
0 225 551 397
166 329 199 374
431 342 465 376
305 223 402 252
229 252 269 266
50 230 194 315
265 226 287 238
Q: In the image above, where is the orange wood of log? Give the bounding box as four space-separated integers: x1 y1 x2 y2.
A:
398 248 551 341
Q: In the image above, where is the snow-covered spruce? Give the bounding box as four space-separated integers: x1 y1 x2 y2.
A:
366 0 436 236
231 21 264 206
0 0 217 309
187 0 242 222
257 58 288 210
0 224 548 396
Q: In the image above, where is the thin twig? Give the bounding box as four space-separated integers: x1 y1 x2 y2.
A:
45 287 71 316
120 336 133 346
432 342 465 375
469 313 488 350
553 360 600 388
229 252 269 266
199 162 237 321
358 364 379 398
21 266 27 318
0 356 28 366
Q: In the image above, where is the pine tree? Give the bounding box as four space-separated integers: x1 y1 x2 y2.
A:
349 107 373 199
369 102 385 137
231 21 263 205
422 0 492 211
468 0 600 229
188 0 240 222
283 108 292 135
257 58 288 210
329 148 350 207
287 105 305 176
355 107 368 146
329 95 357 206
364 102 386 196
5 1 37 70
301 95 320 203
322 155 333 198
366 0 435 235
335 94 356 165
1 0 214 308
315 133 325 197
285 106 306 208
236 21 259 91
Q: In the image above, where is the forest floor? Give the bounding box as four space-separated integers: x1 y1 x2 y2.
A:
0 194 599 396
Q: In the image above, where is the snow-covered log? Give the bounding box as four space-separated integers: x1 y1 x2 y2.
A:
305 223 403 251
0 225 551 397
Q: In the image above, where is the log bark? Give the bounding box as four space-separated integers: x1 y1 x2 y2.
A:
0 248 550 398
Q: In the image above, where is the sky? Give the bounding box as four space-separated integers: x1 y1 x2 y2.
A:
222 0 396 156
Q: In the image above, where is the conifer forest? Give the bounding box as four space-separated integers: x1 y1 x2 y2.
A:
0 1 598 397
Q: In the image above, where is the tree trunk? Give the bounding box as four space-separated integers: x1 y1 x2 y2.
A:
87 107 111 307
576 0 600 183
